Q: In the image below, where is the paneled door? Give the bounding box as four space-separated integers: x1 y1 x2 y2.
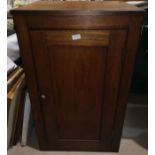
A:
30 29 127 150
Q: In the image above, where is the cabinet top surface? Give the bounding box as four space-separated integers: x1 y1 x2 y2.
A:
11 1 144 15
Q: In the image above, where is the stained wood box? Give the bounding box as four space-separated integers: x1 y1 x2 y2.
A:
11 1 144 152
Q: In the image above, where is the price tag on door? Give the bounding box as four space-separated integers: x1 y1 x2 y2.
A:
72 34 81 40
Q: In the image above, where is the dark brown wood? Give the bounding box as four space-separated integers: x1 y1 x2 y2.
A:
11 1 144 152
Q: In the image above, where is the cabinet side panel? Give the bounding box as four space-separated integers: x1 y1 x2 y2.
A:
13 14 48 150
111 15 144 151
100 30 128 149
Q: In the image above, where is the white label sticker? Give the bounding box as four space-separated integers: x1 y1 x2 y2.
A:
72 34 81 40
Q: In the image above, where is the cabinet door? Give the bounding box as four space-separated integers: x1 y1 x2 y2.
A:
30 29 127 151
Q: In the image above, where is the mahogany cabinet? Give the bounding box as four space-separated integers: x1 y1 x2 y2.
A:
11 1 144 152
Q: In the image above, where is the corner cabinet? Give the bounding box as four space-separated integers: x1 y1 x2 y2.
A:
11 1 144 152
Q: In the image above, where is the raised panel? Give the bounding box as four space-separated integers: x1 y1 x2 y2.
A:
48 45 107 140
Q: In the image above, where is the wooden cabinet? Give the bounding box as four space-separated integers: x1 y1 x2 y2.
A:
11 1 144 152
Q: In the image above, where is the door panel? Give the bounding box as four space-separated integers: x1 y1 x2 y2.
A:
49 46 107 140
30 29 127 149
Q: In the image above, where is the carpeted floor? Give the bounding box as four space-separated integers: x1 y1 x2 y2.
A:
7 139 147 155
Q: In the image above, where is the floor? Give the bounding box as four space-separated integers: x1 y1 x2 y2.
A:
8 94 148 155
